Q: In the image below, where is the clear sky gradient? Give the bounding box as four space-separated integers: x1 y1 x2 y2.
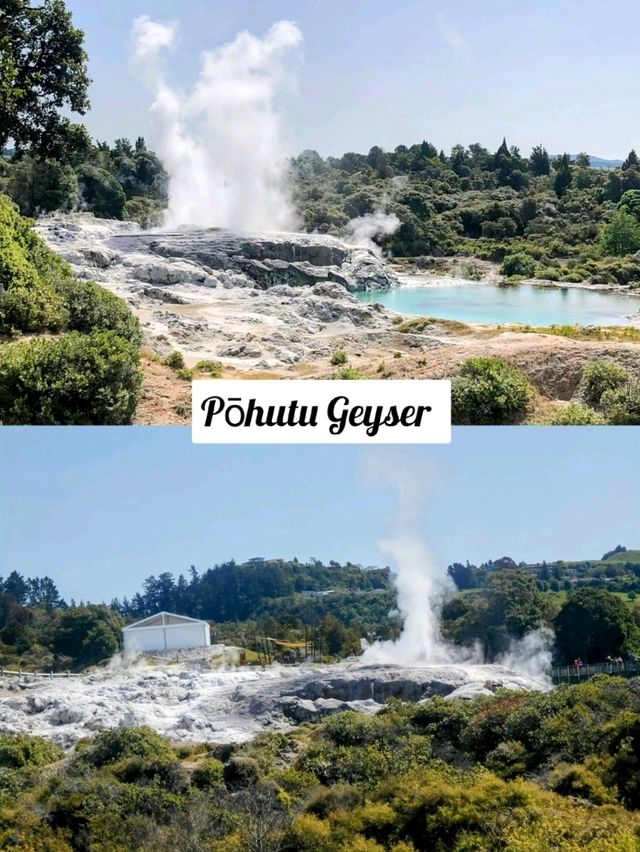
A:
1 427 638 602
63 0 640 159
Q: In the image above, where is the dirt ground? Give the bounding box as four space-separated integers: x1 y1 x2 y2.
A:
134 329 640 425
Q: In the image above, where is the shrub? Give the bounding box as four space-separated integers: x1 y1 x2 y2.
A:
195 359 223 377
548 403 606 425
0 733 63 769
163 350 185 370
330 349 348 366
123 196 164 229
76 726 175 769
500 252 537 277
0 210 68 333
1 280 67 333
55 279 141 344
223 755 261 789
451 357 531 425
549 763 614 804
581 360 630 408
0 330 142 425
191 758 225 789
601 382 640 425
333 366 362 380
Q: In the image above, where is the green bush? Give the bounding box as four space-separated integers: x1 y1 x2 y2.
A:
1 280 67 332
601 382 640 425
500 252 537 277
451 357 531 424
123 196 164 229
195 359 223 377
163 350 185 370
548 403 605 425
55 279 142 344
0 201 69 333
581 360 630 408
0 733 63 769
549 763 614 804
333 366 362 380
330 349 348 366
76 726 175 769
0 330 142 425
77 165 126 219
191 758 225 789
223 755 261 788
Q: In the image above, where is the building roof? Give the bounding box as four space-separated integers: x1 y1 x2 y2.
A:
122 611 208 630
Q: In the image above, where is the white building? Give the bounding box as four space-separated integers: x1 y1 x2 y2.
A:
122 612 211 653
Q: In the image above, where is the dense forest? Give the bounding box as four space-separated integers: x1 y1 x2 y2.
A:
2 678 640 849
1 136 168 226
2 551 640 672
292 142 640 288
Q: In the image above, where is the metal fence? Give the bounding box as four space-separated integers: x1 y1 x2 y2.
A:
551 660 640 684
0 668 82 680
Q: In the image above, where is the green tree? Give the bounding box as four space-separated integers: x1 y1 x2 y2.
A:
52 604 124 666
529 144 551 176
555 588 639 663
600 209 640 256
553 153 572 198
619 189 640 220
0 0 91 158
6 156 79 215
622 149 639 171
77 165 126 219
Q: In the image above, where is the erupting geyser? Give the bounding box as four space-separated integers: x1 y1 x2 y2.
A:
361 453 553 679
132 16 302 231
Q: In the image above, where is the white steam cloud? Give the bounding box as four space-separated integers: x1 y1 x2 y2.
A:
361 453 456 665
345 210 400 256
131 17 303 231
361 452 552 681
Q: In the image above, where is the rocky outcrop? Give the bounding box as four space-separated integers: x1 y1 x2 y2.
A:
108 229 398 292
0 660 547 748
35 214 412 369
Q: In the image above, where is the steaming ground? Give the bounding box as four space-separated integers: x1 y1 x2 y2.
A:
0 656 548 748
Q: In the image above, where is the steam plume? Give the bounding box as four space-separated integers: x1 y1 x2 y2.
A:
361 453 456 665
360 452 552 681
345 210 400 256
131 18 302 231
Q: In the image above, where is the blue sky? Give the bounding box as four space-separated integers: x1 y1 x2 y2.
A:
63 0 640 159
1 427 638 602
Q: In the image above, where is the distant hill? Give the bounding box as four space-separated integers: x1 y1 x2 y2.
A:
568 154 624 170
603 549 640 563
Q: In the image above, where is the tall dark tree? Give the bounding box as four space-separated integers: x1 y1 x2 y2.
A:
622 149 639 171
553 153 573 198
0 0 91 159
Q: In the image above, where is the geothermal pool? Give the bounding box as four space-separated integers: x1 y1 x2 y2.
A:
355 278 640 327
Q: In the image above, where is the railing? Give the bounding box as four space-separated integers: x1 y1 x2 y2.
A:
0 668 81 680
551 660 640 684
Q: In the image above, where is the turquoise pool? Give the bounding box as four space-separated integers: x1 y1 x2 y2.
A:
355 279 640 327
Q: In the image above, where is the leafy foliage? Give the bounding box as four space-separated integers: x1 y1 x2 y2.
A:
52 605 124 667
0 0 91 159
0 330 142 425
555 588 640 662
451 356 531 425
5 682 640 849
